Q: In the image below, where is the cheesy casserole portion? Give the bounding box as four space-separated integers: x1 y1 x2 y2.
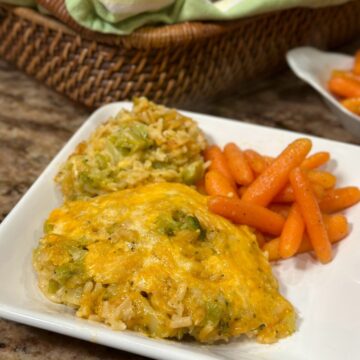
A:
33 183 295 343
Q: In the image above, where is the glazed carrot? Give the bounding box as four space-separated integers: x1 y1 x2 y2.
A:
204 145 235 186
238 186 248 197
205 171 238 198
273 185 294 203
263 156 275 166
311 183 326 201
224 143 254 186
301 152 330 170
354 50 360 75
320 186 360 213
208 196 285 235
272 182 325 203
328 76 360 98
290 167 332 263
268 204 291 218
264 214 349 261
242 138 312 206
307 170 336 189
323 214 349 242
262 238 281 261
341 98 360 115
279 203 305 258
244 149 268 175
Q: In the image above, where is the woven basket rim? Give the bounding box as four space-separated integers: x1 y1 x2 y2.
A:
1 1 357 49
0 3 276 49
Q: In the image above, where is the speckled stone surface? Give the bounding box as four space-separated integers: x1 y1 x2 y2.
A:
0 54 359 360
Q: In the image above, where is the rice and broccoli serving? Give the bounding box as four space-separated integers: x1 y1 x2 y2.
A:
56 98 207 200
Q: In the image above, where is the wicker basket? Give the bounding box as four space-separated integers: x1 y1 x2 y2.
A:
1 0 360 108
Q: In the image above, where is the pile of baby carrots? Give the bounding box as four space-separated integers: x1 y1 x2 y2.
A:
201 139 360 264
328 50 360 115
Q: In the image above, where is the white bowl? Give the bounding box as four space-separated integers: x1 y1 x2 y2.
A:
286 46 360 137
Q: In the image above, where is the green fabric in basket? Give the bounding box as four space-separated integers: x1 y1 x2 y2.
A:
0 0 352 34
65 0 351 35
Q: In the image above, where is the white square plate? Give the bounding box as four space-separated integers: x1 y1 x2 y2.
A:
1 102 360 360
286 46 360 138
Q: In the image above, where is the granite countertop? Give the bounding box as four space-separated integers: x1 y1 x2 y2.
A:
0 54 359 360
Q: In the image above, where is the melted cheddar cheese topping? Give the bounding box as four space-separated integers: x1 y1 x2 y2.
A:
33 183 295 343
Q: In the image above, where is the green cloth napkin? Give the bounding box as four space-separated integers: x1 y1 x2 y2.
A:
65 0 351 34
1 0 352 35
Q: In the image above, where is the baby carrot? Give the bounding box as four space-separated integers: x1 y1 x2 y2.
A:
354 50 360 75
204 145 235 186
290 167 332 263
205 170 238 198
224 143 254 186
208 196 285 235
328 76 360 98
263 156 275 166
301 152 330 170
273 182 325 203
307 170 336 189
279 203 305 258
268 204 291 218
244 149 268 175
341 98 360 115
273 185 294 203
242 138 312 206
320 186 360 213
238 186 248 197
323 214 349 242
264 214 349 261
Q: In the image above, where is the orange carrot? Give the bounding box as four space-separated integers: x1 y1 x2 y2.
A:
311 183 326 201
322 214 349 243
354 50 360 75
263 238 281 261
264 214 349 261
224 143 254 186
242 139 312 206
307 170 336 189
272 182 325 203
204 145 235 186
273 185 294 203
320 186 360 213
208 196 285 235
301 152 330 170
204 171 238 198
238 186 248 197
268 204 291 218
279 203 305 258
244 149 268 175
289 167 332 263
341 98 360 115
328 76 360 98
263 156 274 165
